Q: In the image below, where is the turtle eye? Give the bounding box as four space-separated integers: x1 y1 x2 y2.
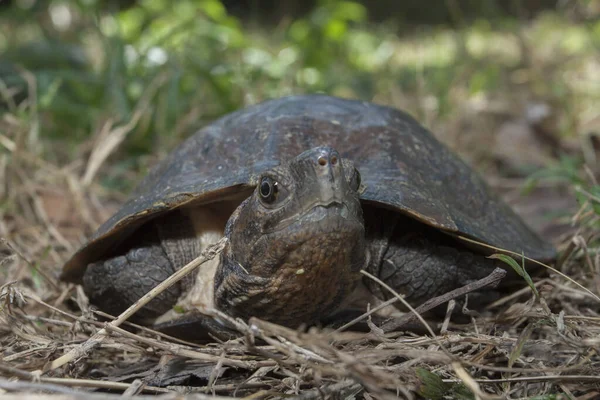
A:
259 176 278 204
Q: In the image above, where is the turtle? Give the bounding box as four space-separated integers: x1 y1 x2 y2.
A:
61 95 556 338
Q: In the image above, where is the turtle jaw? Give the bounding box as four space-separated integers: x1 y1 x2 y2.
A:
215 203 366 327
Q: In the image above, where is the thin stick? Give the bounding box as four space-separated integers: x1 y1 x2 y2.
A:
485 278 550 309
336 267 506 333
380 267 506 332
358 270 486 398
25 293 207 350
443 375 600 384
103 324 260 368
0 364 169 394
452 362 496 400
0 379 236 399
293 380 363 399
0 377 169 395
334 296 400 333
0 238 60 290
359 270 455 361
93 310 206 348
44 237 228 372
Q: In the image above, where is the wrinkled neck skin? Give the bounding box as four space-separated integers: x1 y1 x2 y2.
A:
213 147 366 327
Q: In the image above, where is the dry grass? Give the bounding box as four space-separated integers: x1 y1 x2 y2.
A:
2 46 600 400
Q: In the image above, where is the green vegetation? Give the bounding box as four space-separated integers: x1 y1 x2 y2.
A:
1 1 598 173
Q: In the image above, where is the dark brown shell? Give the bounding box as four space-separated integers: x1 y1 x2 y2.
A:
62 95 556 281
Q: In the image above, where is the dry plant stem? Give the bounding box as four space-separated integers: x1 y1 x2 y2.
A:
23 295 206 351
93 310 204 348
359 271 497 398
485 278 550 309
293 380 363 399
0 377 169 395
461 361 594 374
121 379 144 396
452 362 497 400
0 380 235 399
103 324 263 368
444 375 600 384
0 379 83 396
381 267 506 332
0 394 220 400
0 238 59 290
360 270 454 360
0 365 169 394
172 381 272 393
45 237 228 373
334 295 401 333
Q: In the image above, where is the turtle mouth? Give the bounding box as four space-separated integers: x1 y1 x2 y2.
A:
263 201 359 234
304 202 349 221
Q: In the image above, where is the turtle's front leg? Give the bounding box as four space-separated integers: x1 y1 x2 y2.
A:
82 230 181 320
82 211 199 322
364 208 503 310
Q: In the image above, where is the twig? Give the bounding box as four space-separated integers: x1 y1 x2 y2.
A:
0 378 236 399
169 381 272 393
485 278 550 309
103 324 262 368
380 267 506 332
0 379 83 395
44 237 228 372
0 377 169 395
0 238 60 290
0 365 169 394
93 310 207 348
121 379 144 397
443 375 600 384
293 380 363 399
359 270 459 367
0 132 16 151
452 362 498 400
334 295 400 333
23 294 209 350
2 346 55 363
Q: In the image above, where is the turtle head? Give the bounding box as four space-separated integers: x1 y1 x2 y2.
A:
215 146 366 327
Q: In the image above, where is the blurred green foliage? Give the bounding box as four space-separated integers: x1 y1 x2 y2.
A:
0 0 598 165
1 0 379 155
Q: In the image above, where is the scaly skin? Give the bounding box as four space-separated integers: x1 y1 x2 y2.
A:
363 206 503 310
82 211 198 321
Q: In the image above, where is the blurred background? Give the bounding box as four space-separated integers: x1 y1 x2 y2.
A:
0 0 598 217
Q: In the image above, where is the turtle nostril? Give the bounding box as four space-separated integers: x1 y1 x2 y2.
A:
330 155 338 165
318 156 327 166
